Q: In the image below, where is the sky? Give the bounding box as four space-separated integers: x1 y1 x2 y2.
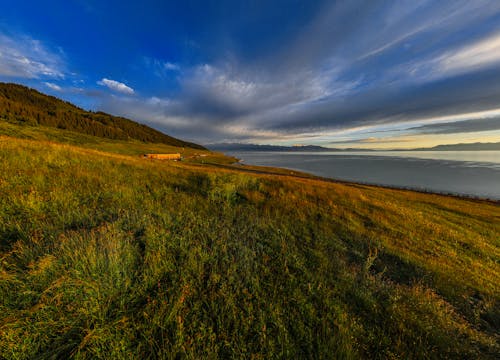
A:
1 0 500 148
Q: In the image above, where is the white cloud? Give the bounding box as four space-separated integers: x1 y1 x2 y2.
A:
184 63 347 114
190 64 257 101
44 82 62 91
147 96 172 106
439 32 500 74
389 31 500 85
357 1 500 61
92 2 500 144
164 62 180 71
97 78 135 94
0 32 65 79
143 57 180 77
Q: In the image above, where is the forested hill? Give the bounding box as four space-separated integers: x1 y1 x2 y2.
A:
0 82 205 149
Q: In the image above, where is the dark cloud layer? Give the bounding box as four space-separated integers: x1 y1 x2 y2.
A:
121 0 500 143
263 67 500 132
6 1 499 144
409 117 500 135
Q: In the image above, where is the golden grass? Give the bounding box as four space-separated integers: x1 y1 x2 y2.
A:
0 134 498 358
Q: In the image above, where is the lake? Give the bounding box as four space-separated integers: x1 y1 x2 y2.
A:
227 151 500 200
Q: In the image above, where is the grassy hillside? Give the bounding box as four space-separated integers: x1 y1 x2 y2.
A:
0 82 205 150
0 134 498 359
0 119 234 164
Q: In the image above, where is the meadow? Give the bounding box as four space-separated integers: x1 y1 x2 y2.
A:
0 134 499 359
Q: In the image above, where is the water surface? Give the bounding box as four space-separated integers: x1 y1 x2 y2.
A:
228 151 500 199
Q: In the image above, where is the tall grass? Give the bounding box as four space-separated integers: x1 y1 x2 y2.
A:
0 136 498 359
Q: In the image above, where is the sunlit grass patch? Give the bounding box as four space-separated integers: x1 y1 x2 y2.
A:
0 135 498 358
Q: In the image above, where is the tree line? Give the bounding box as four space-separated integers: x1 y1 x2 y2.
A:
0 83 205 149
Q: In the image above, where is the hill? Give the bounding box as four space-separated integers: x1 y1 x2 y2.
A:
209 142 500 152
208 143 334 151
410 142 500 151
0 82 205 150
0 131 498 358
207 143 374 152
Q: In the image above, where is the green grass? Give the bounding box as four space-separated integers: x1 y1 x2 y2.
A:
0 135 499 359
0 82 205 150
0 121 236 163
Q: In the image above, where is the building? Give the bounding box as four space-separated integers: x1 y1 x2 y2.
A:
144 153 181 160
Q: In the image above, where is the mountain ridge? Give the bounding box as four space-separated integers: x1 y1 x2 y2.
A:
0 82 205 150
207 143 374 152
208 142 500 152
409 142 500 151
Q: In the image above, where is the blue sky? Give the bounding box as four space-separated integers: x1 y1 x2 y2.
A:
1 0 500 148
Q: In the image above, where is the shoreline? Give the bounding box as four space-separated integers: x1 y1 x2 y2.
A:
210 160 500 205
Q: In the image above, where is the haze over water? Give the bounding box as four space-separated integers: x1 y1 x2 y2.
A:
229 151 500 200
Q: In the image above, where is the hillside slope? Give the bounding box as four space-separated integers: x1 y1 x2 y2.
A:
0 134 498 358
0 82 205 149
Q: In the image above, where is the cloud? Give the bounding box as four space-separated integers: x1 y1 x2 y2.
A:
396 31 500 84
164 62 180 71
438 32 500 74
94 1 500 144
44 82 62 91
0 32 65 79
409 117 500 135
177 2 500 142
142 57 180 78
167 62 355 126
97 78 135 94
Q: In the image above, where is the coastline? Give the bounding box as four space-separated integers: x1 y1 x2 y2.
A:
211 159 500 204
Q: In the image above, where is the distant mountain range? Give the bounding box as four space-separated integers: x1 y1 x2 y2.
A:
409 142 500 151
208 142 500 152
0 82 205 150
207 143 373 152
4 82 497 154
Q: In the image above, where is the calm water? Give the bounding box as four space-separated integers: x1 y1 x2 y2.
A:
228 151 500 199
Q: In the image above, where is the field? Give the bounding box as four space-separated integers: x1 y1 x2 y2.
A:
0 133 499 359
